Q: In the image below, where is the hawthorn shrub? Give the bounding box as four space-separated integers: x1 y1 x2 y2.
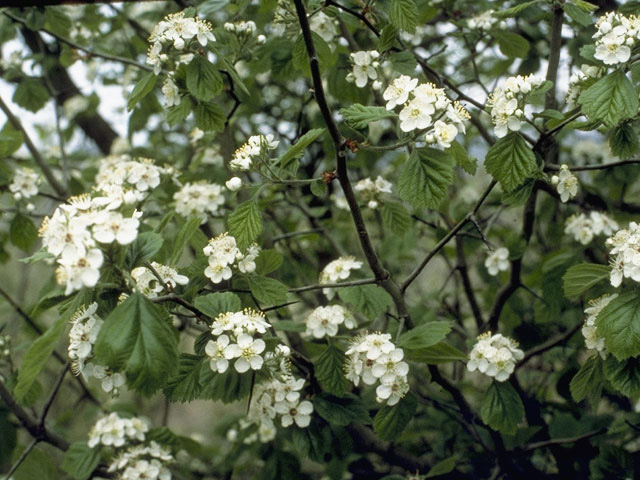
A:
0 0 639 479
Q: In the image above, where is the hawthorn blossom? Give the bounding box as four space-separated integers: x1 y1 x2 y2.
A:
551 164 578 203
484 247 509 276
467 332 523 382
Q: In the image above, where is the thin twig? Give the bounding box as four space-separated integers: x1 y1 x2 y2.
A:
523 428 606 452
39 363 69 424
546 159 640 172
3 438 39 480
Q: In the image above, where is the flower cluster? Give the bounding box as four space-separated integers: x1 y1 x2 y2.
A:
229 134 279 171
205 308 271 373
564 211 618 245
354 176 393 209
203 233 260 283
606 222 640 287
582 294 617 359
345 333 410 405
566 64 602 106
131 262 189 298
305 305 356 339
487 74 545 138
466 10 505 30
146 11 215 74
309 11 338 43
346 50 381 89
467 332 524 382
173 182 226 222
95 155 166 208
9 167 39 201
383 76 470 148
551 164 578 203
593 12 640 65
109 441 173 480
484 247 509 276
39 193 142 295
88 413 149 448
224 20 257 36
68 303 125 395
319 256 363 299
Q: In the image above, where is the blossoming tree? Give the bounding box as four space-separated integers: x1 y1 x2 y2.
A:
1 0 640 478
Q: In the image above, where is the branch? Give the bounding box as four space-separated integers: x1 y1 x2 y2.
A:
517 322 581 368
289 277 377 293
39 363 69 424
546 159 640 172
3 438 39 480
522 428 606 452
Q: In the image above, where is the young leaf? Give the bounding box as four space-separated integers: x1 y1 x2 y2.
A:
378 24 398 52
397 321 451 350
389 0 418 33
562 263 610 298
404 342 468 364
494 31 530 58
595 292 640 360
449 140 477 175
570 355 604 403
578 70 638 127
373 393 417 441
277 128 325 167
382 201 410 234
315 344 349 396
480 381 524 434
494 0 541 18
228 200 262 249
248 275 288 305
193 292 242 318
170 217 203 265
484 132 537 192
563 2 593 26
94 293 178 395
339 104 395 130
127 72 157 111
397 148 456 209
62 443 101 480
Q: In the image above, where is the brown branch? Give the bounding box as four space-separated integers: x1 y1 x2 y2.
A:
517 322 581 368
522 428 606 452
546 159 640 172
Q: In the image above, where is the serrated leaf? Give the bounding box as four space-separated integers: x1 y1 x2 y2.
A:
390 0 418 33
564 2 593 26
448 140 477 175
404 342 468 364
609 122 639 159
397 321 451 350
186 54 223 101
379 24 398 51
315 344 348 396
562 263 610 298
228 200 262 249
127 72 157 111
425 456 457 478
62 443 101 480
494 31 530 58
255 249 283 276
388 50 417 75
312 393 371 426
570 355 604 403
373 392 417 441
0 121 23 157
170 217 202 265
339 104 395 130
397 148 455 209
125 232 163 269
193 292 241 318
494 0 541 18
198 363 253 403
194 101 225 132
94 293 178 395
484 132 537 192
382 201 410 234
10 213 38 252
277 128 325 167
578 70 638 127
166 98 192 126
338 285 392 320
603 355 640 397
12 78 49 113
480 382 524 434
163 354 205 403
595 292 640 361
248 275 288 305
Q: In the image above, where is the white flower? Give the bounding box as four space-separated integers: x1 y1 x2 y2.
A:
224 333 266 373
484 247 509 276
225 177 242 191
606 222 640 287
305 305 355 338
593 13 636 65
131 262 188 297
9 167 39 200
488 74 544 138
582 294 617 358
88 413 149 449
205 334 231 373
173 182 225 222
565 211 618 245
161 77 180 107
347 50 380 88
319 256 363 299
467 332 523 382
399 97 435 132
383 75 418 110
92 211 140 245
467 10 504 30
56 248 104 295
230 135 279 171
433 120 458 148
68 303 102 375
550 164 578 203
309 11 338 43
277 399 313 428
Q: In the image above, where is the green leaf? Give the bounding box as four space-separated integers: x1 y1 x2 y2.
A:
12 78 49 113
312 393 371 426
494 31 530 58
564 2 593 25
484 132 537 192
166 97 192 126
248 275 288 305
255 249 283 276
570 355 604 403
404 342 468 364
290 418 331 463
562 263 610 298
125 231 163 269
10 213 38 252
378 24 398 52
501 178 534 206
199 363 253 403
194 101 226 132
277 128 325 167
14 315 67 402
494 0 541 18
388 50 418 75
0 408 17 470
163 354 205 403
382 201 410 234
339 105 395 130
338 285 393 320
13 446 60 480
448 140 477 175
604 355 640 396
193 292 241 318
62 443 101 480
572 0 598 11
94 293 178 395
127 72 157 111
595 292 640 360
397 321 451 350
228 200 262 249
186 54 223 101
0 121 23 157
425 456 457 478
397 148 456 209
590 446 636 480
578 70 638 127
373 392 417 441
609 122 639 159
390 0 418 33
315 344 348 396
480 381 524 434
310 179 327 197
170 217 202 265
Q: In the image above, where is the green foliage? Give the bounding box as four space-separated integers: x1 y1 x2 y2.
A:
0 121 23 157
382 201 411 234
228 200 262 249
313 393 371 426
404 342 468 364
62 443 101 480
373 392 417 441
338 285 393 320
563 2 593 26
255 249 283 275
12 78 49 112
0 407 17 470
579 70 638 127
277 128 325 167
484 132 537 192
248 275 288 305
94 293 178 395
608 122 639 159
10 213 38 252
480 381 524 434
127 72 157 111
194 101 226 131
494 31 530 58
494 0 541 18
339 105 395 130
125 232 163 269
448 140 477 175
169 217 202 265
562 263 610 298
186 55 223 101
194 292 241 318
397 320 451 350
389 0 419 33
603 355 640 396
570 355 604 403
397 148 456 209
163 354 206 402
315 344 349 396
595 292 640 360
